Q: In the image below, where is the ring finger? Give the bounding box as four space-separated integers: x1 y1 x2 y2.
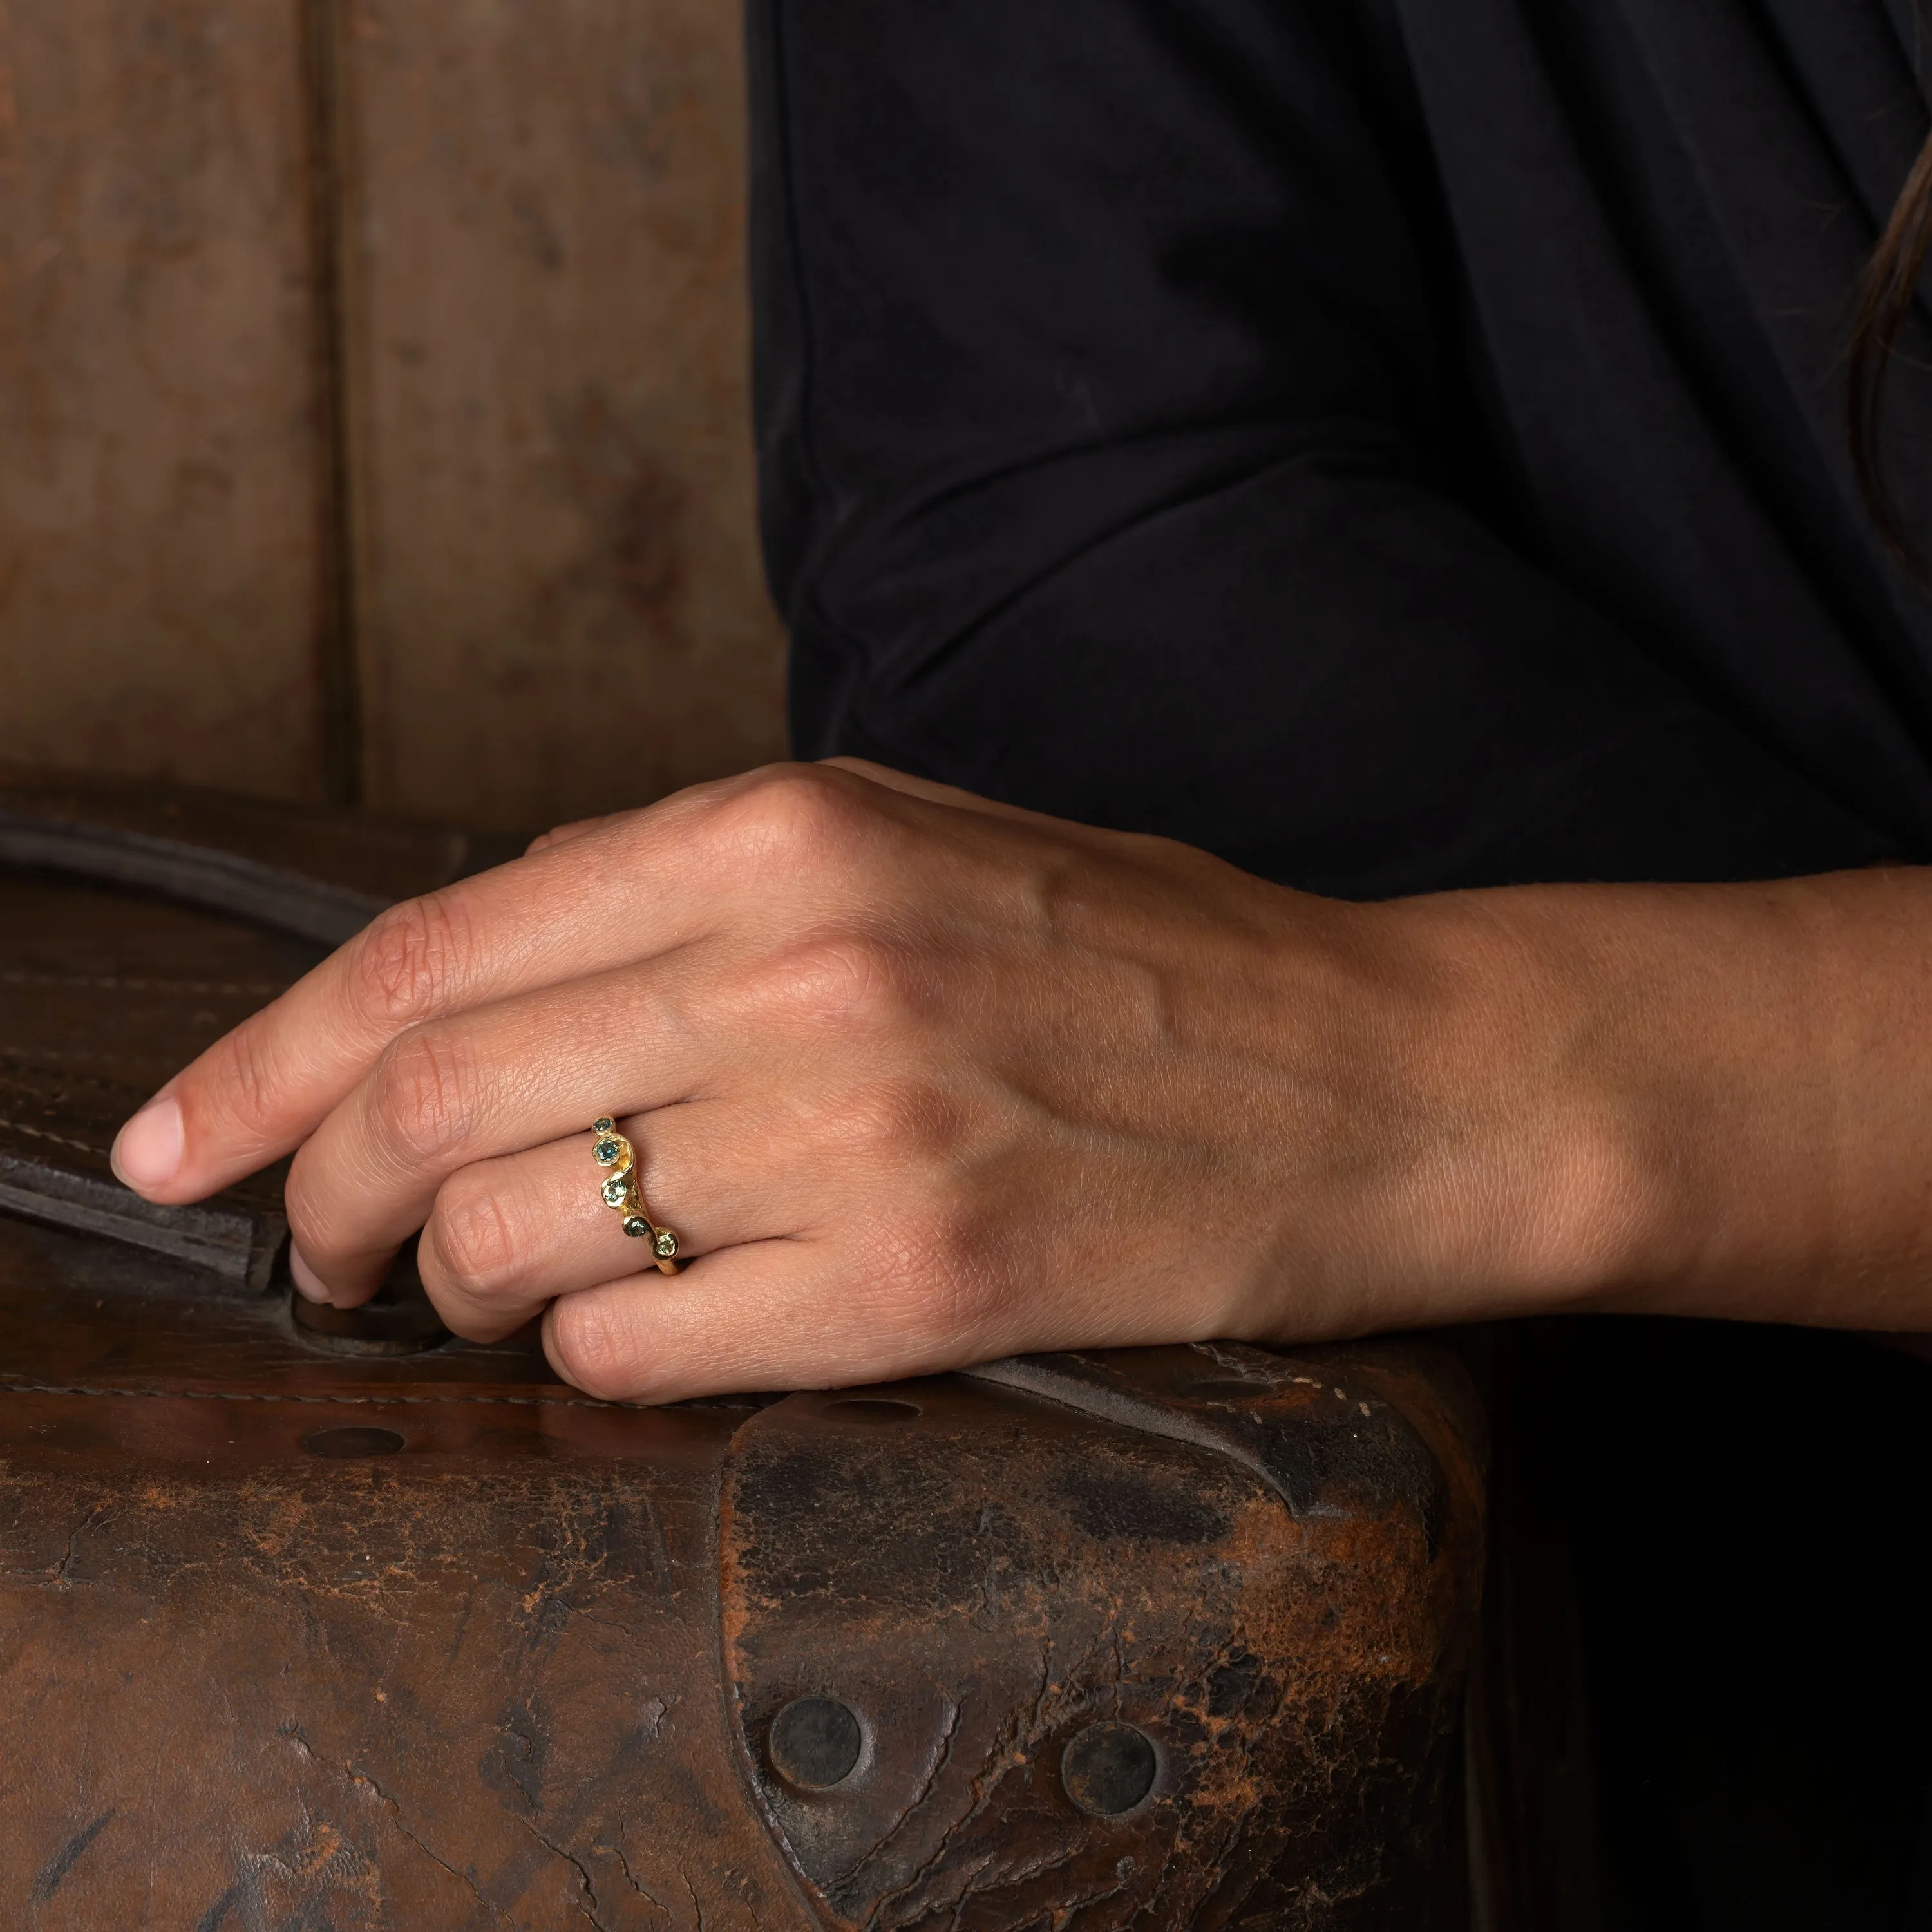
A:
416 1103 821 1340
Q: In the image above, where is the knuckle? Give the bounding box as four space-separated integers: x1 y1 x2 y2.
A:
546 1296 641 1401
281 1175 354 1274
724 763 871 865
759 933 909 1033
913 1204 1010 1333
346 889 477 1028
852 1197 1011 1356
428 1173 524 1296
369 1025 484 1163
929 1245 1015 1340
906 1268 1011 1358
207 1015 287 1138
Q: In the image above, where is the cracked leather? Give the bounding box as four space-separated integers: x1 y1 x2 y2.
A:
0 777 1484 1928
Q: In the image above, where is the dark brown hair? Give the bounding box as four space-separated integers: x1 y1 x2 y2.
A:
1848 126 1932 578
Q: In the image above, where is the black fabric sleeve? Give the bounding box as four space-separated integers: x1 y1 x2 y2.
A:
745 0 1892 894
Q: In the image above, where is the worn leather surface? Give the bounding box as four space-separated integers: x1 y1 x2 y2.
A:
0 770 515 1285
0 779 1485 1927
0 866 311 1284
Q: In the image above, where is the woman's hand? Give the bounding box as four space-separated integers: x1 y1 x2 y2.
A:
119 757 1932 1401
109 759 1593 1401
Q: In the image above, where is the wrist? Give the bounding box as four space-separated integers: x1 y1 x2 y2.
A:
1238 865 1932 1344
1245 887 1666 1339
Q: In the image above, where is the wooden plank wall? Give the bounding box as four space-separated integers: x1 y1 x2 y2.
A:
0 0 328 803
0 0 784 832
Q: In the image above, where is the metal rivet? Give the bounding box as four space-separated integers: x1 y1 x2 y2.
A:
301 1426 406 1459
768 1696 863 1789
1061 1721 1158 1817
819 1397 920 1423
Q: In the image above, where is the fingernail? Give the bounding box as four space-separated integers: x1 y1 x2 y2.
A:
289 1246 334 1305
110 1095 184 1193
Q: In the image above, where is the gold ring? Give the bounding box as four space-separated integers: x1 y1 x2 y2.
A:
591 1117 681 1275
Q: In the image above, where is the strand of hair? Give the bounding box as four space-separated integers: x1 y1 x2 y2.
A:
1848 128 1932 586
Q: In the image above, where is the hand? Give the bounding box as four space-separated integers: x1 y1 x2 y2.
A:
107 761 1603 1401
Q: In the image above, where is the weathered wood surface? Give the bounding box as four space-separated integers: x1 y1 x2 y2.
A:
0 0 329 800
0 0 785 831
336 0 785 831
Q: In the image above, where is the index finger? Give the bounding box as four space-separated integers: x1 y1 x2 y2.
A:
108 758 1052 1206
108 777 743 1204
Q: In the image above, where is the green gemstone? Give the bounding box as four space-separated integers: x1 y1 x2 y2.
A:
594 1139 622 1165
592 1117 615 1135
653 1229 679 1260
621 1215 651 1240
601 1176 629 1206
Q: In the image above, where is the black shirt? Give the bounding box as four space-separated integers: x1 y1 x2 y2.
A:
750 0 1932 894
745 5 1932 1917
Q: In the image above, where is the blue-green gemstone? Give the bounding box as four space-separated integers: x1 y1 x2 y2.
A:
595 1139 622 1165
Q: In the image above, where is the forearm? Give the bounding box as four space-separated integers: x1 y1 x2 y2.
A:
1314 866 1932 1336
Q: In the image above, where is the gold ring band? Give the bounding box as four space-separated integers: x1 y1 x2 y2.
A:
591 1117 681 1275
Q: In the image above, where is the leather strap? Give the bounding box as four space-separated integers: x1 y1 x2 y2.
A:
0 807 386 947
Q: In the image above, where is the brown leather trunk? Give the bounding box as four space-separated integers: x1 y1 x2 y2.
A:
0 777 1485 1929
